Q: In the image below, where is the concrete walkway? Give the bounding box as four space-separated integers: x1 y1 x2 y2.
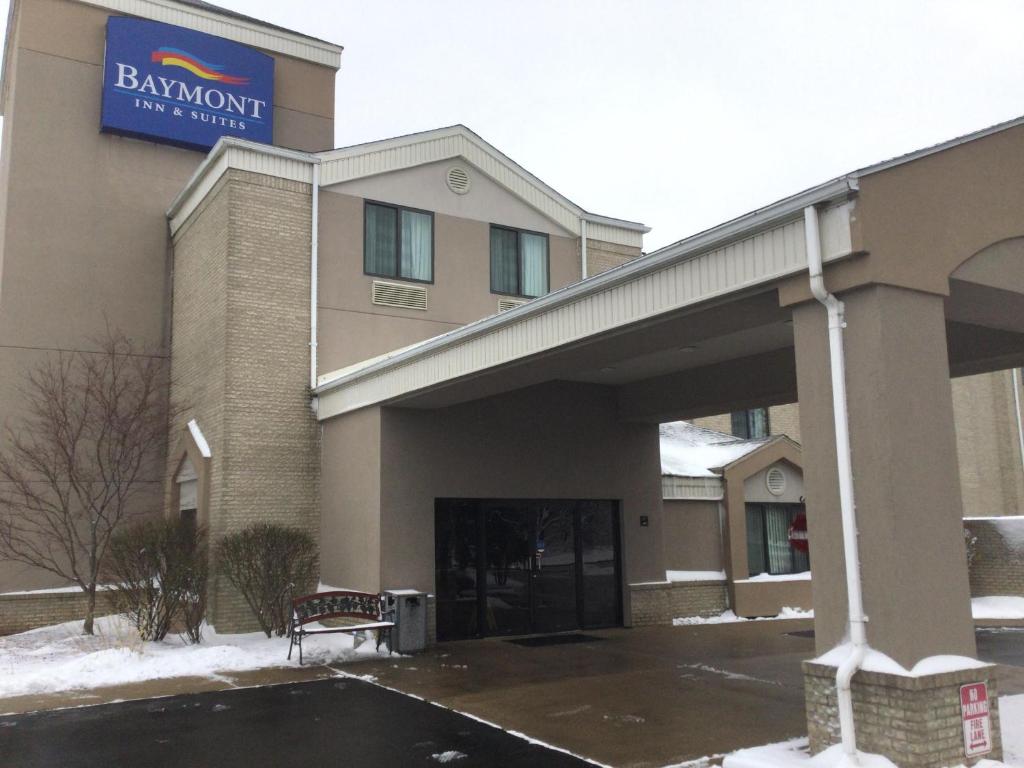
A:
353 621 818 768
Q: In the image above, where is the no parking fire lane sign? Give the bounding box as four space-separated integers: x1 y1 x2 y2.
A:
960 682 992 758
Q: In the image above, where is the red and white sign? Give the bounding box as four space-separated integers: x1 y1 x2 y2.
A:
960 682 992 758
788 513 809 554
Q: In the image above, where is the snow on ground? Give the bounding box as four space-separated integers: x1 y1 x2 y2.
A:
674 607 813 626
0 614 389 699
973 596 1024 620
721 738 1015 768
1003 694 1024 766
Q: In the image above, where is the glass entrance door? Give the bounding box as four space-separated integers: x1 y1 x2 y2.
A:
435 499 621 641
530 503 578 634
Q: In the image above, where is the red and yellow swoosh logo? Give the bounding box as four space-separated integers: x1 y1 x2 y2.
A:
151 47 250 85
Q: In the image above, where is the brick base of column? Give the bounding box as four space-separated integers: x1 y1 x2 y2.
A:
804 661 1002 768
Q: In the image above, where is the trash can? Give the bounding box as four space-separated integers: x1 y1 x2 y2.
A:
384 589 427 653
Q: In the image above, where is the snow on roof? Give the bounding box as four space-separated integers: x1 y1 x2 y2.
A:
659 421 770 478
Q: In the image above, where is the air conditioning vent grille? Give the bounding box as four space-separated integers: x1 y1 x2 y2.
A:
498 298 526 312
766 467 787 497
372 280 428 311
446 166 471 195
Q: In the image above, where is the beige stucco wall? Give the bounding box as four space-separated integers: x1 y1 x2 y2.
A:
320 407 382 592
793 285 976 666
661 499 723 572
718 441 811 617
0 0 337 594
316 187 581 373
733 579 812 617
320 382 664 625
169 169 320 631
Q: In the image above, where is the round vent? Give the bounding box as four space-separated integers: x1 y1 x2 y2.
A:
446 166 471 195
766 466 787 497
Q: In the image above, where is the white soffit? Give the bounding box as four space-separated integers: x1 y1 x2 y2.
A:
77 0 343 67
319 126 649 248
315 193 855 421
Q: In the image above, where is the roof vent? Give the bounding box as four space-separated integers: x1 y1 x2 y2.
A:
498 298 526 313
372 280 428 311
446 166 471 195
766 466 787 497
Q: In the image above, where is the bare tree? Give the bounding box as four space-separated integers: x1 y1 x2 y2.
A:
0 331 170 634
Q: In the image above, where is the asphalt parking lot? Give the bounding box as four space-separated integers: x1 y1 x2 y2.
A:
0 676 591 768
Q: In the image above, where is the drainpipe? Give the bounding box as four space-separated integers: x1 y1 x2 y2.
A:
580 218 588 280
1013 368 1024 475
804 205 868 766
310 160 321 398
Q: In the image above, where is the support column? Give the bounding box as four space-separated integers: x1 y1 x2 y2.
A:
793 284 1000 766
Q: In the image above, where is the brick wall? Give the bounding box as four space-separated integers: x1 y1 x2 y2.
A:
804 661 1002 767
964 517 1024 597
0 591 115 636
170 170 320 633
585 238 640 277
629 580 728 626
768 403 801 442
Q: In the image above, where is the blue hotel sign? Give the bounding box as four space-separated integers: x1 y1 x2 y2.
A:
101 18 274 150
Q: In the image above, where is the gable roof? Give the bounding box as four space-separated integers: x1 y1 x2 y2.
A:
168 129 650 249
319 125 650 246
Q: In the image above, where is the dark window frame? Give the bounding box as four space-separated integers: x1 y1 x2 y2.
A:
363 199 436 284
731 407 770 439
745 502 809 577
489 224 551 299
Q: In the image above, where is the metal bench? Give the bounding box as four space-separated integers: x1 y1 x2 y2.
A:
287 590 394 665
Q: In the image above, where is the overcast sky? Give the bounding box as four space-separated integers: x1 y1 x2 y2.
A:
8 0 1024 250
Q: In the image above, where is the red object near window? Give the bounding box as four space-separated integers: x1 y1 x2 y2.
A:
788 513 809 553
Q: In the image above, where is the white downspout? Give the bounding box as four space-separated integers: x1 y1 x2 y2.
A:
1013 367 1024 475
310 160 321 397
580 218 588 280
804 205 868 766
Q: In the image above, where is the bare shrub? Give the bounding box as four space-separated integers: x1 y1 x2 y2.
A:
217 523 318 638
0 330 172 634
105 517 207 642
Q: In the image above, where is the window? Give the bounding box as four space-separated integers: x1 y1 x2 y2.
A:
746 503 809 576
490 225 549 298
364 201 433 283
731 408 769 439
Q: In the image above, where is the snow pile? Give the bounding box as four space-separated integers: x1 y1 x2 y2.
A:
0 614 389 698
660 421 769 477
674 607 813 626
723 738 898 768
1003 694 1024 765
972 596 1024 620
812 643 990 677
430 751 467 763
666 570 727 582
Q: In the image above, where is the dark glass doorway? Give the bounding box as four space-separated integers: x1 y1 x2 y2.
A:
435 499 622 641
